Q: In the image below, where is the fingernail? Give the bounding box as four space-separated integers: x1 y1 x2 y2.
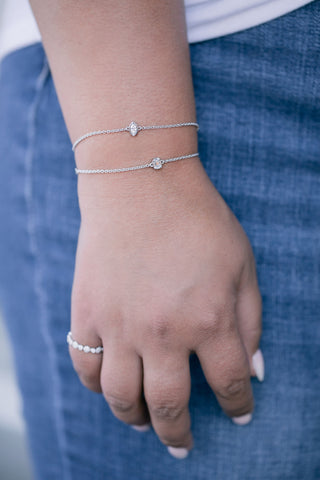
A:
131 423 151 432
232 413 253 425
167 446 189 459
252 349 265 382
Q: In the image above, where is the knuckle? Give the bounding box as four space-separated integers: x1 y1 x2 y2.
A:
149 398 186 421
151 404 185 421
218 377 249 400
147 313 173 341
197 314 220 337
103 392 136 414
199 301 236 339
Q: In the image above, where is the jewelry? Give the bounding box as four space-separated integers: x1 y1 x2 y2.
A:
75 152 199 174
67 331 103 354
72 121 199 151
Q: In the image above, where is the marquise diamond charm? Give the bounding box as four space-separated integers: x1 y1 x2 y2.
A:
151 157 163 170
128 121 139 136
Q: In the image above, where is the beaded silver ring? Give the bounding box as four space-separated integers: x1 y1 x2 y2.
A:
67 331 103 354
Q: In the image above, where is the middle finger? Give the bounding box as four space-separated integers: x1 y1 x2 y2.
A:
143 345 193 452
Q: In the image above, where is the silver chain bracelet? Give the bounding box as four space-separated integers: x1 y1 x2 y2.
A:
75 152 199 174
72 121 199 151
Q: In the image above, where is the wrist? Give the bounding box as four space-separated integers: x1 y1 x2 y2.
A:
76 149 211 219
75 128 204 203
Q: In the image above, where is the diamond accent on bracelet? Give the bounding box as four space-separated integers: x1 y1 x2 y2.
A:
72 122 199 151
75 153 199 174
151 157 163 170
128 121 139 136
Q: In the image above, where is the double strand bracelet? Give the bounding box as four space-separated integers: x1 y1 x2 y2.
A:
75 152 199 174
72 120 199 151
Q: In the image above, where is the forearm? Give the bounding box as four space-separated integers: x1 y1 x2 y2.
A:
29 0 198 174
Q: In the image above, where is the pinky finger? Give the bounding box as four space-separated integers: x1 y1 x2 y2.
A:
237 277 264 381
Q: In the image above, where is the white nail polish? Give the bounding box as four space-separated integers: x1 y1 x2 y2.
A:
167 446 189 459
252 349 265 382
131 423 151 432
231 413 253 425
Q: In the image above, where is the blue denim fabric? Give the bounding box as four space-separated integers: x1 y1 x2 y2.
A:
0 2 319 479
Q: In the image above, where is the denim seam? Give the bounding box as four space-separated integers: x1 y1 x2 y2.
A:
24 55 72 480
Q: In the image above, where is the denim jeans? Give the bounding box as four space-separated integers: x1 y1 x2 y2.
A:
0 2 319 479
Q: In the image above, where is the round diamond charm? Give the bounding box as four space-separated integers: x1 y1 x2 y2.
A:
128 121 139 136
151 157 163 170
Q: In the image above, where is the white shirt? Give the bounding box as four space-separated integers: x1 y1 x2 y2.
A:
0 0 315 62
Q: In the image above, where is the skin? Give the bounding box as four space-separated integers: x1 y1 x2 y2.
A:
29 0 262 453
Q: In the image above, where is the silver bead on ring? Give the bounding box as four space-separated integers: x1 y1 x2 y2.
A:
67 331 103 354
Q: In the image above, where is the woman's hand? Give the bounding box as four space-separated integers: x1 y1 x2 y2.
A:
70 157 263 457
29 0 263 459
